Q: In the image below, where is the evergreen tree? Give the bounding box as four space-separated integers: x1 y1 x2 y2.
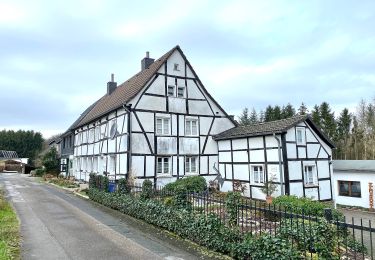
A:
319 102 336 140
311 105 321 127
273 105 282 120
238 107 251 125
281 103 296 118
259 110 265 122
264 105 274 122
336 108 352 159
298 102 308 115
249 108 258 124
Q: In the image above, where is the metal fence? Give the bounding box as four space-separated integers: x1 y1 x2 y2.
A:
122 184 374 259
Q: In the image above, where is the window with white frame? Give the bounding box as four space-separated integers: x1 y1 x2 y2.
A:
304 165 317 186
167 85 175 96
185 118 198 136
252 165 264 184
296 127 305 145
177 86 185 98
185 156 197 174
157 157 170 175
156 117 170 135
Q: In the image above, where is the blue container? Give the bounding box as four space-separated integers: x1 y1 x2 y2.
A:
108 182 116 193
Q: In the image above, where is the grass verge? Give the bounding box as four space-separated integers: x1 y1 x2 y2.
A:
0 190 20 260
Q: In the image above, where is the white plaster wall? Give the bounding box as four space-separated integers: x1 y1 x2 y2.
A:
266 148 279 162
200 156 208 175
332 171 372 208
317 161 330 178
252 187 266 200
287 143 297 158
118 154 127 174
199 117 213 135
209 155 218 174
204 137 218 154
145 156 154 177
118 136 128 152
248 137 264 149
218 140 231 151
178 115 185 136
221 181 233 192
267 164 281 182
219 163 225 175
219 151 231 163
188 100 212 115
179 138 199 154
136 112 154 132
290 182 304 197
210 118 234 135
207 98 225 116
172 156 177 175
132 114 142 132
226 164 233 179
298 147 306 158
249 150 264 162
167 51 185 77
171 114 178 136
187 80 204 99
285 128 296 142
136 95 166 111
233 164 249 181
145 76 165 95
265 135 279 147
307 144 320 158
232 151 248 162
288 161 302 180
318 148 329 158
132 133 152 154
305 128 317 142
132 156 144 177
319 180 331 200
179 156 185 175
232 138 247 150
108 139 116 153
305 187 319 200
169 97 186 114
157 137 177 154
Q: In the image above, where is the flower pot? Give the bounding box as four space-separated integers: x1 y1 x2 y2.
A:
266 195 273 204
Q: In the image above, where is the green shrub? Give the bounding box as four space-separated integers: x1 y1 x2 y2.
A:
163 176 207 193
89 173 96 189
140 180 153 200
272 195 344 220
226 192 241 227
35 168 45 176
232 233 301 260
117 178 130 194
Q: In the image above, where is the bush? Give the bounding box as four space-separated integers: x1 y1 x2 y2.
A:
226 192 241 227
42 147 59 175
272 195 344 220
140 180 153 200
89 173 96 189
163 176 207 193
35 168 45 176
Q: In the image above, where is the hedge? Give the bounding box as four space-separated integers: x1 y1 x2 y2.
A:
88 188 301 259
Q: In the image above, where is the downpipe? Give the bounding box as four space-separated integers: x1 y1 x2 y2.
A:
273 133 284 196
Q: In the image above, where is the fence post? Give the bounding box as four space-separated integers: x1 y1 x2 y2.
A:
324 208 333 222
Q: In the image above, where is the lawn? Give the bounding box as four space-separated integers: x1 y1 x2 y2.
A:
0 190 20 260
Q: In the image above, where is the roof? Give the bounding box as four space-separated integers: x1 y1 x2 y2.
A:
0 150 19 159
213 114 335 148
333 160 375 173
75 46 178 128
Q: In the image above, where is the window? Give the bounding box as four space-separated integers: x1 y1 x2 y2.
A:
167 85 175 96
185 119 198 136
177 86 185 98
157 157 170 175
173 63 180 71
296 127 305 145
338 181 361 197
156 117 170 135
252 165 264 184
185 156 197 174
304 165 316 186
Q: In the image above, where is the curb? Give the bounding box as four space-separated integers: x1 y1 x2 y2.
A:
46 182 89 199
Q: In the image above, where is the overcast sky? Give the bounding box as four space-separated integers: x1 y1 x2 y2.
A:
1 0 374 138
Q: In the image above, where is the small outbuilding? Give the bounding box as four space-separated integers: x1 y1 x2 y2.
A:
213 114 335 201
332 160 375 210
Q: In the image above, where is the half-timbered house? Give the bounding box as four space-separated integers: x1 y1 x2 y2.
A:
71 46 236 185
213 115 335 201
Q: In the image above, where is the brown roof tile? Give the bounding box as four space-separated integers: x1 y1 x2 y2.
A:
75 46 178 128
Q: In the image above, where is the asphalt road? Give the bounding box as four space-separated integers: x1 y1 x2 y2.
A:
0 173 202 260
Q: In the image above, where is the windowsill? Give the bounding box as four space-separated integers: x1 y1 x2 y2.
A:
304 184 318 188
157 174 172 178
185 172 198 176
338 194 362 198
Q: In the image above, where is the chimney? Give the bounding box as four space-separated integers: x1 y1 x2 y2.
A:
141 51 155 70
107 73 117 95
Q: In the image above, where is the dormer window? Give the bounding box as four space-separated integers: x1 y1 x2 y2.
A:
167 85 175 96
173 63 180 71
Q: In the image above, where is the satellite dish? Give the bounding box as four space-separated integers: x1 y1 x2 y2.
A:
110 123 118 139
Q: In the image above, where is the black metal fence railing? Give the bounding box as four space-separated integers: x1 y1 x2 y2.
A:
111 183 374 259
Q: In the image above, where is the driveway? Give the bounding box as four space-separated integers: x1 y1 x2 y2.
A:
0 172 204 260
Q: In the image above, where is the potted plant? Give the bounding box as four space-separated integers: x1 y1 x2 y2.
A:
260 174 278 204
